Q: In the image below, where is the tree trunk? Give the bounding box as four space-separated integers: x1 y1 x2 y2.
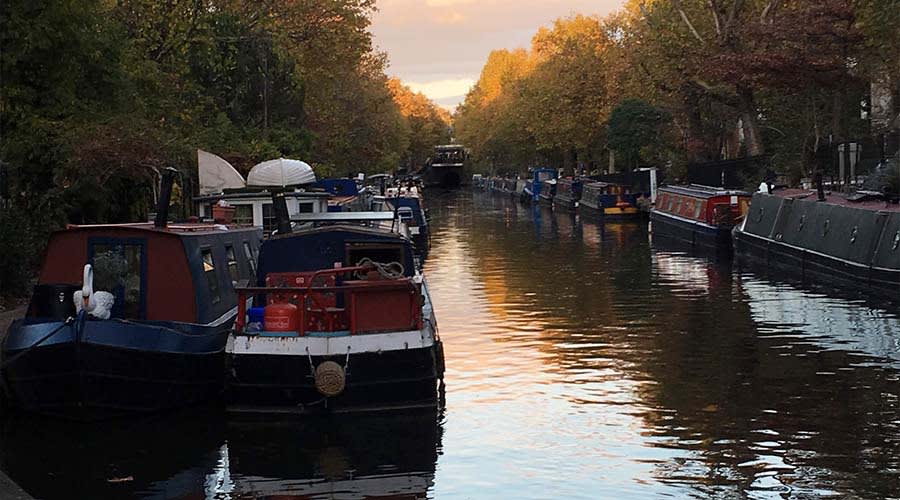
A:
738 85 764 156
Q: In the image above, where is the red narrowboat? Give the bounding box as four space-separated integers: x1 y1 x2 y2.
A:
650 184 751 252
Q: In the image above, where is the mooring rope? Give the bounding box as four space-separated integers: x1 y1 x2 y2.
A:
354 257 404 279
1 316 75 370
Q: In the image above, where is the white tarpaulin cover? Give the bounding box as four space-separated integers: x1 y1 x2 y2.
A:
198 149 246 194
247 158 316 186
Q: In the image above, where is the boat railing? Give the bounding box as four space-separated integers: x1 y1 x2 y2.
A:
234 265 423 336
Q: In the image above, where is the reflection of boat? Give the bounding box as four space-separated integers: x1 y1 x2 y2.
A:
739 275 900 367
221 412 441 499
2 171 262 420
650 185 751 253
226 210 444 415
0 410 226 499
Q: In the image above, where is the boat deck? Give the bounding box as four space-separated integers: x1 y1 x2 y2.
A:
773 189 900 212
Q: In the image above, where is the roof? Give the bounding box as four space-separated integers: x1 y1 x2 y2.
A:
659 184 750 198
292 212 395 222
62 222 260 237
193 191 329 202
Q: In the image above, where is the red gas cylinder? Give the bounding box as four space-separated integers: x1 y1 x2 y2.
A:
264 302 298 332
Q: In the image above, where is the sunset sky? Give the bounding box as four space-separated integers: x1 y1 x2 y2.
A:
371 0 626 111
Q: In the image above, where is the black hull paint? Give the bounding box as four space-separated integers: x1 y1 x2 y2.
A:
3 341 225 420
227 344 443 414
650 211 733 254
734 228 900 300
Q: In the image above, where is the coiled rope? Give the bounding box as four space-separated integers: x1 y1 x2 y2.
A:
354 258 404 279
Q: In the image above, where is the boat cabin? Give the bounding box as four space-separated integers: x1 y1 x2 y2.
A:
581 181 648 215
194 190 330 234
527 168 557 201
554 178 583 204
235 222 421 337
33 223 262 325
655 185 751 226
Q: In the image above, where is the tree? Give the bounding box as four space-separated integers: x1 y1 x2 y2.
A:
607 99 671 170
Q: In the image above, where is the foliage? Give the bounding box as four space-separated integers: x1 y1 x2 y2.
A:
0 0 443 297
607 99 671 170
454 0 898 182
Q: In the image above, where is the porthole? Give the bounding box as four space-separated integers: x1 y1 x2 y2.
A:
756 207 764 223
823 219 830 236
798 214 805 231
892 231 900 250
849 226 858 244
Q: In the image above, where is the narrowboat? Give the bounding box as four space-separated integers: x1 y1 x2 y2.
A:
650 184 751 252
552 178 583 212
372 193 430 260
225 211 444 415
580 181 649 219
424 144 466 188
538 178 557 206
734 190 900 299
2 171 263 420
523 168 557 203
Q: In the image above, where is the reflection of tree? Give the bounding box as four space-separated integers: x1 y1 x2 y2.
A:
442 191 900 498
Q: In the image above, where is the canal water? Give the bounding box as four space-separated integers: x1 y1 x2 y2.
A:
2 189 899 499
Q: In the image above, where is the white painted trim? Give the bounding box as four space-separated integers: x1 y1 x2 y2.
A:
228 327 436 356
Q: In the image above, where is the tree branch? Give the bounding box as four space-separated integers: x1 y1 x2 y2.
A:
671 0 706 43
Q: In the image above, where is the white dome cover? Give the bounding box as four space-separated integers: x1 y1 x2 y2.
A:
247 158 316 187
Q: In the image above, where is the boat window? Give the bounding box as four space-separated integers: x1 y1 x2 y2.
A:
674 196 683 214
298 202 314 213
233 205 253 225
201 248 220 304
225 245 240 282
243 241 257 277
693 200 703 219
90 241 144 319
262 203 275 234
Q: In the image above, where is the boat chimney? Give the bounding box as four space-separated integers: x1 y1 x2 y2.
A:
154 167 179 229
272 192 292 235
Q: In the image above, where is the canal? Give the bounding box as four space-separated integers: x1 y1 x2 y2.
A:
2 189 899 499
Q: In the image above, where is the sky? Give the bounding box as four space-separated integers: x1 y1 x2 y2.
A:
370 0 627 111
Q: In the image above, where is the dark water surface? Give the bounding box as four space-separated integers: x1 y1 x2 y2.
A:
3 190 900 499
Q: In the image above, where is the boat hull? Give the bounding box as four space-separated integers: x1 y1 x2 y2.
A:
226 332 444 415
424 166 464 188
650 210 733 253
2 317 228 420
579 203 646 221
734 226 900 299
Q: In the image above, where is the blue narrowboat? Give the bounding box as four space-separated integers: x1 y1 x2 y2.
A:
552 178 583 212
226 211 444 414
580 181 650 219
523 168 557 203
2 171 262 420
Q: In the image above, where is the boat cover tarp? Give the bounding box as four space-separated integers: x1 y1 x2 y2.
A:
198 149 246 195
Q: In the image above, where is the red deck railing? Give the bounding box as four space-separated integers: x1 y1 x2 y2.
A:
235 265 423 336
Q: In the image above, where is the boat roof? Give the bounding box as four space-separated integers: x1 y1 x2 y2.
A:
659 184 750 198
62 222 260 237
292 212 395 222
194 191 330 202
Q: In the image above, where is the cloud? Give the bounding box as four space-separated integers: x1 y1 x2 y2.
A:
372 0 627 108
406 78 476 100
435 11 465 25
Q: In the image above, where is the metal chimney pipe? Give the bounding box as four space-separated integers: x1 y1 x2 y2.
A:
154 167 179 228
272 191 292 235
